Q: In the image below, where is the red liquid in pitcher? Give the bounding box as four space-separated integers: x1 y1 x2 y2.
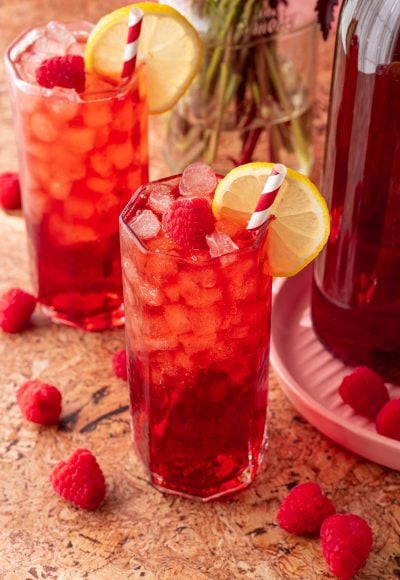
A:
312 31 400 381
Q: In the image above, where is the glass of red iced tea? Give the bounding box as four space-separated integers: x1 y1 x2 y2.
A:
120 166 271 500
5 21 148 330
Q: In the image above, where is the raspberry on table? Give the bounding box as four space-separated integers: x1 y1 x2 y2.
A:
320 513 373 580
375 399 400 441
277 481 336 535
163 196 215 250
338 366 389 419
0 288 37 333
50 448 106 510
0 172 21 210
35 55 85 92
17 380 62 425
112 348 128 381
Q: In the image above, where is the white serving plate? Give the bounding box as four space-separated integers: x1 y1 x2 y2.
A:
270 266 400 471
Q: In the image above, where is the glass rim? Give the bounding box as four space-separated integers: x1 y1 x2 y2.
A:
4 20 142 103
203 19 319 50
119 174 268 266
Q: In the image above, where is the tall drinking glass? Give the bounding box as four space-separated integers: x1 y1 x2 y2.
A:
120 175 271 500
5 22 148 331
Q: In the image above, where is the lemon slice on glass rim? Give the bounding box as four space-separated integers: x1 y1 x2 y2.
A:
84 2 203 114
212 162 330 277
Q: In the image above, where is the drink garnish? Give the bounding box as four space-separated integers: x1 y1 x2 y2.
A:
84 2 203 114
35 55 85 92
163 197 215 250
121 8 143 80
211 162 330 276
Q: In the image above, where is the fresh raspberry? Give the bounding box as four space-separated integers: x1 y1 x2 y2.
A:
50 448 106 510
338 366 389 419
0 172 21 210
321 514 373 580
0 288 37 333
17 380 62 425
277 481 336 535
36 55 85 92
163 197 215 250
375 399 400 441
112 348 127 381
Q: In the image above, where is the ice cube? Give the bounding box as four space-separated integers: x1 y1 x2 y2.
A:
30 112 58 142
33 37 65 57
190 305 222 336
206 231 239 259
148 184 175 214
45 22 76 48
129 210 161 240
179 162 218 197
138 281 165 307
164 304 192 334
45 87 80 122
67 42 85 56
18 53 47 83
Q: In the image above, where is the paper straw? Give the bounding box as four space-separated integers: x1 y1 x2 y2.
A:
121 8 143 79
246 163 287 230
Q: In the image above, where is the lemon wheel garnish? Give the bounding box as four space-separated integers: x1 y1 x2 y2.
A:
84 2 203 114
212 162 330 277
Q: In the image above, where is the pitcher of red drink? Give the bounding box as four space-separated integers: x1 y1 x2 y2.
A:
312 0 400 382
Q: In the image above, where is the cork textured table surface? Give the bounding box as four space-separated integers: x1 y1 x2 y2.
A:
1 2 400 579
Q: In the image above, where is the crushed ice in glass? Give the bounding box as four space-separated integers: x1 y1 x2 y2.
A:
179 162 218 197
206 231 239 258
148 184 175 214
45 21 76 48
130 209 161 240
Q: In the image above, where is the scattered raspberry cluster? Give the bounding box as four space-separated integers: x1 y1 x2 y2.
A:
338 366 400 441
35 55 86 92
277 481 373 579
277 481 335 535
14 374 109 509
0 172 21 210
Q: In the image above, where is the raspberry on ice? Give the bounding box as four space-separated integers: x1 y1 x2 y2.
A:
338 366 389 419
277 481 336 535
320 513 373 580
163 197 215 250
50 448 106 510
0 288 37 333
35 55 85 92
17 380 62 425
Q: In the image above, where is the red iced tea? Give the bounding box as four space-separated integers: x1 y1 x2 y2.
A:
120 174 271 500
312 13 400 382
5 22 148 330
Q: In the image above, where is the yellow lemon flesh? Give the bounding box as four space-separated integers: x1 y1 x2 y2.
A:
212 162 330 277
84 2 203 114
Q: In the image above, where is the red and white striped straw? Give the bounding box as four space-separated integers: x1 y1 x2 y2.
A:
246 163 287 230
121 8 144 80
